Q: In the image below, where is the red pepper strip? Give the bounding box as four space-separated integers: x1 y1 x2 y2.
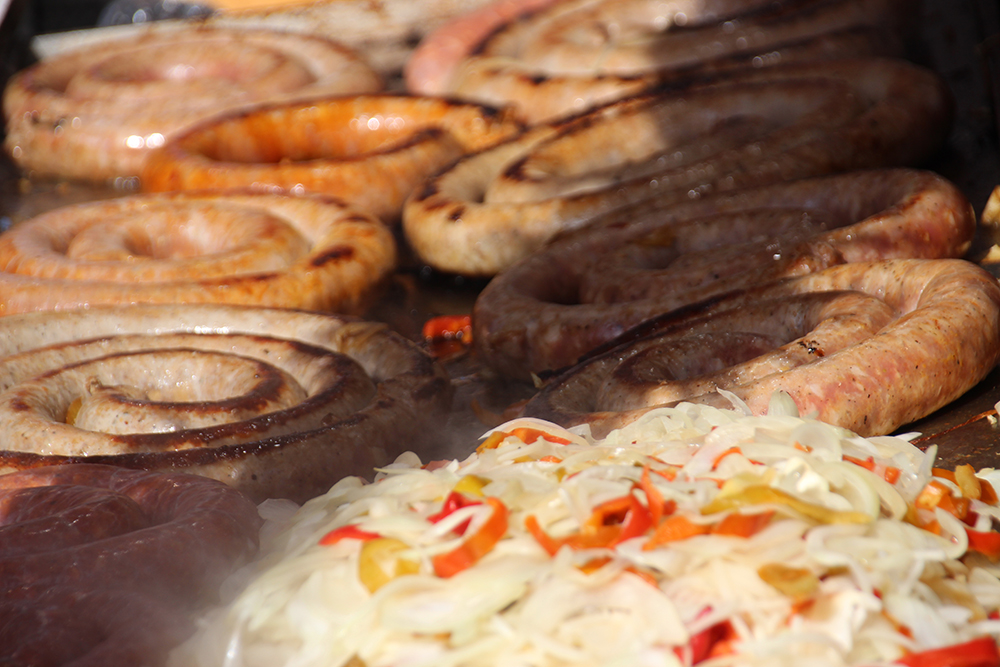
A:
525 494 653 555
428 491 482 536
477 427 572 452
967 528 1000 559
933 468 958 482
477 430 508 452
845 455 877 471
939 493 972 522
576 493 652 546
319 524 381 545
609 494 653 543
711 510 775 538
983 480 999 505
644 515 711 550
432 497 508 578
525 515 565 556
422 314 472 342
895 636 1000 667
712 447 742 470
640 466 668 525
683 620 737 664
509 427 573 445
845 455 902 484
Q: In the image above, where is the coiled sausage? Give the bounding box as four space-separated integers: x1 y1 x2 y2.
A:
473 169 975 377
522 259 1000 438
0 304 452 504
403 58 952 276
0 191 396 316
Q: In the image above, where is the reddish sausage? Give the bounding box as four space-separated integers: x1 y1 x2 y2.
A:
521 259 1000 438
473 169 975 378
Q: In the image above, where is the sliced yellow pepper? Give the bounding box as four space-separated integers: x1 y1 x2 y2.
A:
702 485 871 525
358 538 419 593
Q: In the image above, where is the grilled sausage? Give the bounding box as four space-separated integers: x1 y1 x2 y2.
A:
403 58 953 277
522 259 1000 438
0 304 453 504
473 169 975 377
0 191 397 316
3 26 382 183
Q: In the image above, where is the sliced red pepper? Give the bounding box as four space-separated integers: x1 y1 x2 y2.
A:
895 636 1000 667
967 528 1000 559
932 468 958 483
422 314 472 342
644 514 711 550
983 480 999 505
428 491 482 536
525 493 654 555
845 455 901 484
319 524 381 545
525 514 566 556
845 455 878 472
939 492 972 522
711 510 775 538
476 427 572 453
712 447 743 470
640 466 669 525
509 427 573 445
676 608 737 665
422 315 473 358
432 497 508 578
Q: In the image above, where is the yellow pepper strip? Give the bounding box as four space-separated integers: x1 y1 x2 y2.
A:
358 538 419 593
701 485 872 525
758 562 820 602
452 475 490 497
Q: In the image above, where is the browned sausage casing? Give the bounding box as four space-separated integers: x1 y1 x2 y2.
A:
3 26 383 183
403 58 953 277
0 304 453 504
0 191 397 316
522 259 1000 438
0 463 262 666
419 0 914 123
141 95 524 223
473 169 975 378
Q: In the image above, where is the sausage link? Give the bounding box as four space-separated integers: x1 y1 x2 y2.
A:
3 26 382 183
522 259 1000 438
0 191 397 316
473 169 975 378
403 59 953 277
434 0 913 123
0 304 453 504
141 95 523 224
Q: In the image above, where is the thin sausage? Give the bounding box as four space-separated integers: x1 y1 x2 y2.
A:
405 0 562 96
